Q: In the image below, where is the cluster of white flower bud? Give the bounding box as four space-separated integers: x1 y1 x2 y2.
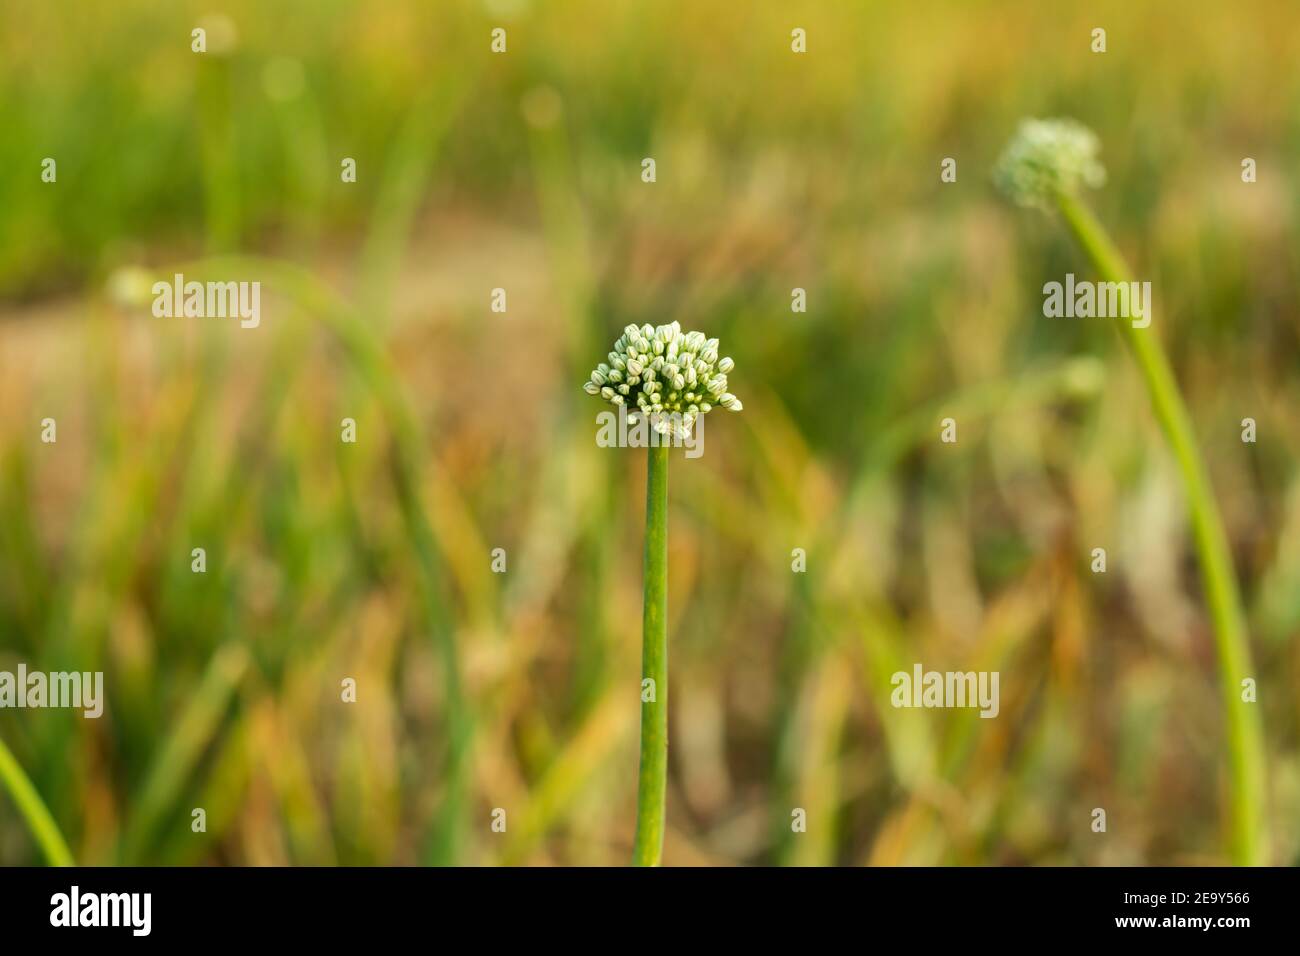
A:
584 321 742 434
994 118 1106 210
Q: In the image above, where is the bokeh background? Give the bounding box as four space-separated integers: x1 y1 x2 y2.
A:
1 0 1298 866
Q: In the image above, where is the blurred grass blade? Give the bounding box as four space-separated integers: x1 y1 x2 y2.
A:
0 734 74 866
122 642 251 863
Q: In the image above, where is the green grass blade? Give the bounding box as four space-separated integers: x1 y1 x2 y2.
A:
0 734 74 866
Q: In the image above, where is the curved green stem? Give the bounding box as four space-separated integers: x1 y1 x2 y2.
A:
633 443 669 865
1055 191 1268 865
0 735 74 866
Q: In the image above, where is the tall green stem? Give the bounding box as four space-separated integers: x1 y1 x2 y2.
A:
633 443 669 865
0 735 74 866
1055 191 1268 865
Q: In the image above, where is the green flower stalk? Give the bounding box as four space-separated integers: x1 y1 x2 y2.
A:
584 321 741 866
636 441 669 866
996 119 1268 865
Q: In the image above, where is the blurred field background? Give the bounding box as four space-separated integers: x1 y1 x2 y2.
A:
1 0 1299 865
